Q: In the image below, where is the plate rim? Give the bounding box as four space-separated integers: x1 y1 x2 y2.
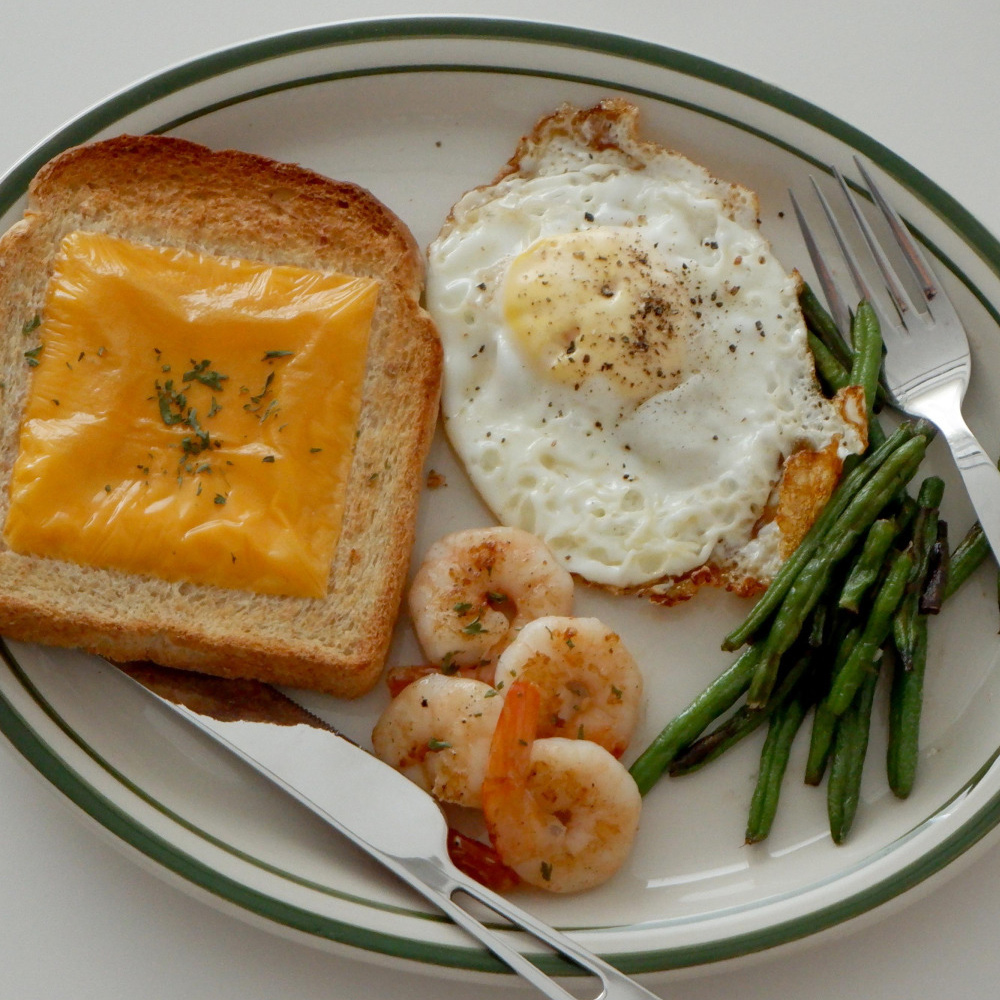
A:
1 13 1000 978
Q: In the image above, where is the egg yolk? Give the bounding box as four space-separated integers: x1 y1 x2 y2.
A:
502 229 690 402
4 230 378 599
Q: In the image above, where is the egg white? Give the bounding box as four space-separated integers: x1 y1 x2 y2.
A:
426 109 862 591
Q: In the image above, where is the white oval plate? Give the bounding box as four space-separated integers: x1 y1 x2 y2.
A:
2 16 1000 979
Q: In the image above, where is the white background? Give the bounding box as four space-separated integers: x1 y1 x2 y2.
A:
3 2 1000 997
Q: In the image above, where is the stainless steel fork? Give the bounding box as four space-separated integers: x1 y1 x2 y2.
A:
790 159 1000 561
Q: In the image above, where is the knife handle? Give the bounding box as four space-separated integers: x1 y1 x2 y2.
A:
390 853 662 1000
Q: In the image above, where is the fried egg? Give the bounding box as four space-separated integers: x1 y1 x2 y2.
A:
425 100 865 596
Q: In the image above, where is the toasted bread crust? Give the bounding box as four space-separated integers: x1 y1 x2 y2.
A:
0 135 442 697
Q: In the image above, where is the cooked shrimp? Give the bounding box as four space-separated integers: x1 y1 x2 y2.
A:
481 679 642 894
494 616 643 758
408 526 574 669
371 673 502 809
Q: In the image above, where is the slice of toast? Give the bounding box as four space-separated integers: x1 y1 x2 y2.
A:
0 134 442 697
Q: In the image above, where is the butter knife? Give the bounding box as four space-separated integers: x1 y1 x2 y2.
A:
109 659 662 1000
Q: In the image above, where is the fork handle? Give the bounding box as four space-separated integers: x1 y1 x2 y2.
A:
393 854 663 1000
926 384 1000 563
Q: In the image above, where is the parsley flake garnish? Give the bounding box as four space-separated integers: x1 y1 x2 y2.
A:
242 371 278 421
462 617 486 636
155 379 187 426
182 358 229 391
180 408 211 457
154 359 229 475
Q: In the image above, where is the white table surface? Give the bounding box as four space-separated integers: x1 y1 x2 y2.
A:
3 2 1000 997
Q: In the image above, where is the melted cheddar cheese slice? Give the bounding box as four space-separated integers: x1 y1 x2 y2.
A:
4 230 379 599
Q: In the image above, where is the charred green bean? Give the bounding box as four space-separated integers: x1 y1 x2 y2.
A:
838 518 900 612
886 634 925 798
745 686 811 844
629 645 761 795
849 301 883 423
827 548 911 716
827 662 881 844
669 653 811 776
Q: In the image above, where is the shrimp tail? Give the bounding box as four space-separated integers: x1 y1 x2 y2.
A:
482 679 541 859
485 679 540 787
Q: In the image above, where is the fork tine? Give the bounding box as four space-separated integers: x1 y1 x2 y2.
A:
788 187 853 341
807 174 877 312
853 157 937 301
831 165 921 328
852 157 961 327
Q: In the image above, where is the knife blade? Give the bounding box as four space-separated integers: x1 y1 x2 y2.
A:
107 658 662 1000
